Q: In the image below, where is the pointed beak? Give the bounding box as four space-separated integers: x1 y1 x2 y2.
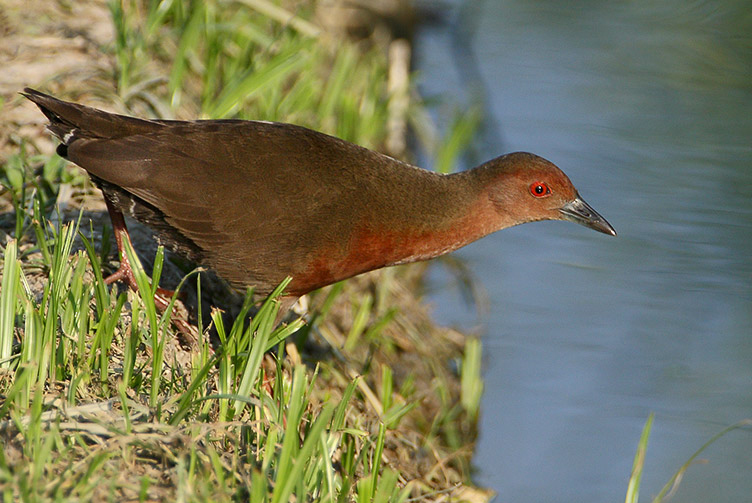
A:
559 195 616 236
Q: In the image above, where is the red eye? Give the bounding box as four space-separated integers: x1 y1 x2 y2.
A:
530 182 551 197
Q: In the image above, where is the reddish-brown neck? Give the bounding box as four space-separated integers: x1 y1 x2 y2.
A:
357 179 506 266
289 169 512 294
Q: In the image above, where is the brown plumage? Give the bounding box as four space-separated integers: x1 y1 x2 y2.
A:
23 88 615 302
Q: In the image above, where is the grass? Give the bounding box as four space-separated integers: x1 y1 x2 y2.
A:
0 0 485 501
0 185 479 501
624 414 752 503
103 0 395 145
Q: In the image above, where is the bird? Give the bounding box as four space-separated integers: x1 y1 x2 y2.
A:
23 88 615 312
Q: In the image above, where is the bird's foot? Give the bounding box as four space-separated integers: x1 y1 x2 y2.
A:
105 256 195 345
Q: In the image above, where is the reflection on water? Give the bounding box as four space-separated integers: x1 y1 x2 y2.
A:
415 1 752 502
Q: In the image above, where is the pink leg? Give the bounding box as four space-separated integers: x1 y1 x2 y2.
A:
102 198 175 312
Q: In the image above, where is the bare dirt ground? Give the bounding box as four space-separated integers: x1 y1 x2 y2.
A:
2 0 115 152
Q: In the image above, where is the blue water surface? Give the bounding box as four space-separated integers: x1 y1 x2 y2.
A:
414 1 752 501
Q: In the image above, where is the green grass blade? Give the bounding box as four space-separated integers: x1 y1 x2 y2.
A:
333 377 359 431
208 41 307 118
434 106 483 174
264 316 306 352
370 422 387 500
0 240 20 368
168 1 205 102
120 237 165 408
272 401 336 503
272 365 307 495
231 288 286 416
460 336 483 422
625 412 653 503
652 418 752 503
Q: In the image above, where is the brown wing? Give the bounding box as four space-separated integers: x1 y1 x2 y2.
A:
66 121 380 293
24 88 447 295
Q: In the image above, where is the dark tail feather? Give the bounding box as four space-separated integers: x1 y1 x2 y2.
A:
22 88 82 143
22 88 164 145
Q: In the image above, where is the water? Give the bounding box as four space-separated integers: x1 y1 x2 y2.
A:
414 1 752 501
